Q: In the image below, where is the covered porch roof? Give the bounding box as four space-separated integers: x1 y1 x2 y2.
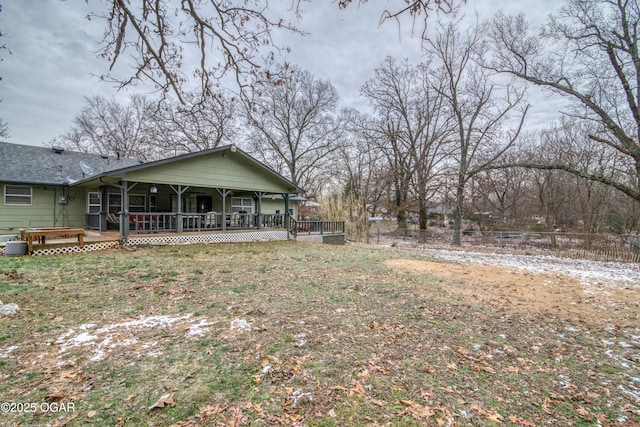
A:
71 144 303 195
73 145 302 239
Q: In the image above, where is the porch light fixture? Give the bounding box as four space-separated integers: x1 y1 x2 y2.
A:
149 184 158 194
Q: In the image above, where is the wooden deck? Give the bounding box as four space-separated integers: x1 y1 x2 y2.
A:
23 228 85 253
7 219 345 256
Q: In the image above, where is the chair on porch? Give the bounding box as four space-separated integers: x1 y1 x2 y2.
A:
131 214 149 232
204 212 218 229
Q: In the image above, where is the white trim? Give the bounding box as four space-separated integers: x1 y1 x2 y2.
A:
126 230 288 246
231 197 252 213
3 185 33 206
87 191 101 214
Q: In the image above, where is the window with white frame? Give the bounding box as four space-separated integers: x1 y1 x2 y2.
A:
88 192 101 213
231 197 252 213
4 185 32 206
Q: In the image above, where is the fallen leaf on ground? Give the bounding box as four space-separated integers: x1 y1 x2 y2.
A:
349 381 366 396
48 390 65 400
149 392 175 410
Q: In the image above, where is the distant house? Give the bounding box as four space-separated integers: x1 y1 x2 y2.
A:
0 143 302 240
292 198 321 219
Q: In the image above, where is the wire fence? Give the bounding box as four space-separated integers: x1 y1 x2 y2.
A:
356 224 640 263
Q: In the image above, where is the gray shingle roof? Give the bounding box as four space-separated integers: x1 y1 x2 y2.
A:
0 143 142 186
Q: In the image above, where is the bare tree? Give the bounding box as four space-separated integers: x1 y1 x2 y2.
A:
374 114 413 230
246 64 341 196
430 21 529 246
56 94 159 160
471 160 527 227
330 109 389 241
0 118 9 142
153 90 240 157
362 56 454 235
488 0 640 203
338 0 466 41
336 110 387 207
0 3 10 82
534 119 624 235
95 0 304 104
87 1 470 103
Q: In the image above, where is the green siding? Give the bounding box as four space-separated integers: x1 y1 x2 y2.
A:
123 152 297 194
262 199 298 218
0 185 86 230
1 150 301 234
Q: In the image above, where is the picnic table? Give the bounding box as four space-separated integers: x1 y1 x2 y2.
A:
22 227 85 253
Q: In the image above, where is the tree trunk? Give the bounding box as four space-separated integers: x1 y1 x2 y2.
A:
451 177 465 246
418 199 428 244
395 187 408 234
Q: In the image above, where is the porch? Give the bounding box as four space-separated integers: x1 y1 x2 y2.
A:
71 145 306 240
82 182 297 240
14 220 345 256
86 211 288 234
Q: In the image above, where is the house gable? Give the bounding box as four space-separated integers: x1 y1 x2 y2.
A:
99 146 300 194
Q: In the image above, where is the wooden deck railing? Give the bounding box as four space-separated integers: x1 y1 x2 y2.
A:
290 219 345 235
89 212 288 233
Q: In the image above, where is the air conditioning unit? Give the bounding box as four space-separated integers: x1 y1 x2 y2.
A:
58 195 68 204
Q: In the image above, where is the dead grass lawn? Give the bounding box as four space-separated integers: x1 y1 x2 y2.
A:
0 241 638 426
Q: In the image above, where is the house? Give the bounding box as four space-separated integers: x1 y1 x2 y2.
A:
299 199 322 219
0 142 317 250
1 143 139 230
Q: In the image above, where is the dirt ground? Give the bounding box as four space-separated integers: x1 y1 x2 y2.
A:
385 258 640 327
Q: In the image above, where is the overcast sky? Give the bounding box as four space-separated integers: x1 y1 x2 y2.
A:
0 0 562 147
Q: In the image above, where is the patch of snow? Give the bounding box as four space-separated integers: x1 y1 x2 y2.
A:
1 345 18 357
54 314 216 363
420 248 640 292
603 339 640 402
295 333 307 347
618 384 640 403
188 319 214 336
66 332 98 347
230 318 252 332
0 302 19 316
94 314 192 334
89 349 106 362
288 389 313 407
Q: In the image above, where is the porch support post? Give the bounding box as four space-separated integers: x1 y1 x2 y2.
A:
99 185 108 232
253 191 264 229
119 181 130 240
282 194 290 238
216 188 231 231
121 182 138 239
170 185 189 233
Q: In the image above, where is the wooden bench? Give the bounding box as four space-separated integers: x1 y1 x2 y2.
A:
24 228 85 253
